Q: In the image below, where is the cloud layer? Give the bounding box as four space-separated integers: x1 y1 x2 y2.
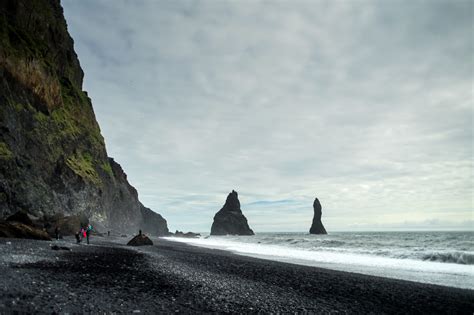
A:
62 0 472 232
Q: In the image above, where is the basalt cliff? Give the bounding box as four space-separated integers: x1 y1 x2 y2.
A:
211 190 254 236
0 0 168 235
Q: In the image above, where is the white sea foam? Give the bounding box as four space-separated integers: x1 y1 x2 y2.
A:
163 232 474 290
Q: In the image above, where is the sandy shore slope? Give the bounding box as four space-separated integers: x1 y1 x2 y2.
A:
0 237 472 314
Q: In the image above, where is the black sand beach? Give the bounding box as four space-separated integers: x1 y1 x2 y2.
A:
0 237 472 314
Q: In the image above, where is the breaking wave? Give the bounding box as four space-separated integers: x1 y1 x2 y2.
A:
164 231 474 289
422 251 474 265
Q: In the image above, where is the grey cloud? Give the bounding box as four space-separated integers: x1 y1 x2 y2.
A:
62 0 472 232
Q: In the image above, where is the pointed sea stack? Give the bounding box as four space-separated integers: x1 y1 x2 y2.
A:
210 190 254 236
309 198 327 234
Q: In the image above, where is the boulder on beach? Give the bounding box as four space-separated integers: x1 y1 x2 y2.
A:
309 198 327 234
2 211 51 240
127 234 153 246
211 190 254 236
6 211 36 226
51 245 71 251
0 221 51 240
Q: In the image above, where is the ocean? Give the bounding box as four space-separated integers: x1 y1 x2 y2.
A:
164 231 474 289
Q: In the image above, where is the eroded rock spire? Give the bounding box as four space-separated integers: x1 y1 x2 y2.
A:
210 190 254 236
309 198 327 234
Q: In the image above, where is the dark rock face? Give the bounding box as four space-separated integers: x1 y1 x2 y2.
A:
42 214 89 236
309 198 327 234
127 234 153 246
0 0 168 235
139 205 169 236
0 221 51 240
211 190 254 236
6 211 34 226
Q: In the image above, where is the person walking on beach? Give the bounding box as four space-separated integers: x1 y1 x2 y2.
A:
80 227 86 242
86 224 93 244
54 226 60 240
75 231 81 243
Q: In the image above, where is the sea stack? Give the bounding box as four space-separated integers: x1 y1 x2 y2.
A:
210 190 254 236
309 198 327 234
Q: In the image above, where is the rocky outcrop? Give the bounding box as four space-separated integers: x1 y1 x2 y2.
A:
0 0 168 235
211 190 254 236
0 221 51 240
140 205 169 236
174 230 200 238
127 233 153 246
2 210 51 240
309 198 327 234
6 210 35 226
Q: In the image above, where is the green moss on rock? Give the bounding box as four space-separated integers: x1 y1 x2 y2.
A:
51 106 80 137
0 142 13 160
33 110 48 123
66 152 101 185
101 161 114 177
13 102 24 112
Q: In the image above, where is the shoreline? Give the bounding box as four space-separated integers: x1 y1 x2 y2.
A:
162 234 474 290
0 237 473 313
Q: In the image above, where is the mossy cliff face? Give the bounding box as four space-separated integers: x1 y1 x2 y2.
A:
0 0 168 235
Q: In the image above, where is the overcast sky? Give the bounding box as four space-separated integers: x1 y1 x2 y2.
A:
62 0 472 233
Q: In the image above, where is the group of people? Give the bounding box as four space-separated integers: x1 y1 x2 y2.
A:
75 224 93 244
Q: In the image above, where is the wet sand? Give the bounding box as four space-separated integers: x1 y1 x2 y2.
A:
0 237 472 314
